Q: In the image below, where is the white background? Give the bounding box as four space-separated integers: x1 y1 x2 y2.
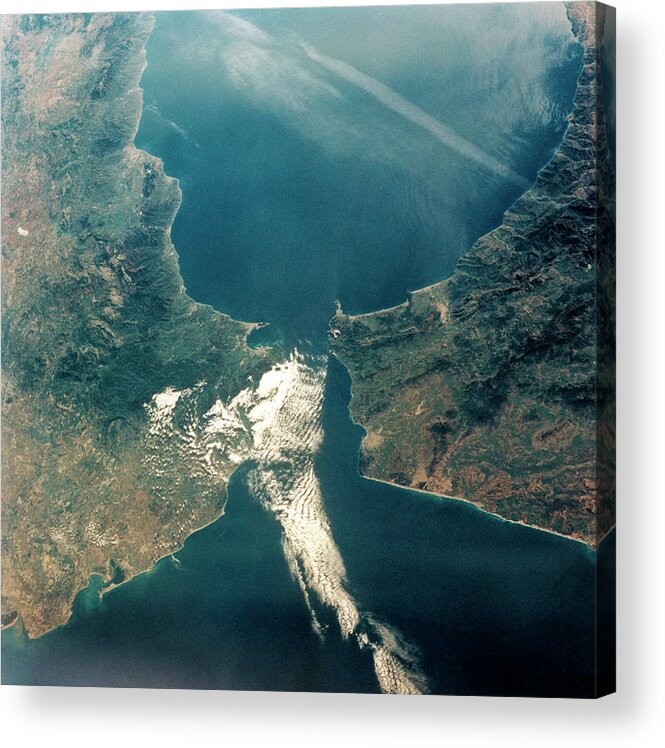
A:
1 0 662 746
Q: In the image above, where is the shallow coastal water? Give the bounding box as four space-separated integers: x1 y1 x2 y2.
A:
2 5 604 695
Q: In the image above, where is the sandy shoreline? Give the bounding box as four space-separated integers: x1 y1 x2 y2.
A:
362 474 597 551
4 497 234 642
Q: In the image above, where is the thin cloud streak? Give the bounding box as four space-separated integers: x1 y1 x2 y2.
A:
301 42 530 189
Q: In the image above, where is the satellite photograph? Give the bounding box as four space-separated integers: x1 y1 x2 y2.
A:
1 2 615 696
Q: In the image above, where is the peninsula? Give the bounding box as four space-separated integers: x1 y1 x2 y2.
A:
330 3 615 547
1 13 280 637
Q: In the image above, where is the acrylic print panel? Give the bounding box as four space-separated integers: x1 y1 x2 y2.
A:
1 2 615 697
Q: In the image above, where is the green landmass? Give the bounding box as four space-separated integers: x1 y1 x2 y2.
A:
330 2 615 547
1 13 280 637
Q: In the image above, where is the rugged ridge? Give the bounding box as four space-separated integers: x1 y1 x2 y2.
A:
1 13 280 636
330 2 615 547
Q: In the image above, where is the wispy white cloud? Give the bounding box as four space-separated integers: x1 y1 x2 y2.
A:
145 102 200 149
212 11 270 43
211 13 364 148
212 12 527 188
222 39 343 112
300 42 529 189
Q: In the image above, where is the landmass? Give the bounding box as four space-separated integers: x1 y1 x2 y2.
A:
330 2 615 547
1 13 280 637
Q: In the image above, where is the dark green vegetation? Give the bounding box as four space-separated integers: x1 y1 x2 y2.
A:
1 13 279 637
331 2 615 547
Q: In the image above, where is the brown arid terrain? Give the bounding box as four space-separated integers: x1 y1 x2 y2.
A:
330 2 615 547
1 13 281 637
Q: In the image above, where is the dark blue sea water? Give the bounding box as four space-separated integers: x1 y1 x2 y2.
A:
2 5 609 697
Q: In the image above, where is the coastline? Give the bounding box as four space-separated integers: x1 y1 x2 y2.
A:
131 13 274 354
331 3 605 549
1 12 282 640
330 345 597 552
4 489 236 641
333 11 578 326
363 475 596 551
